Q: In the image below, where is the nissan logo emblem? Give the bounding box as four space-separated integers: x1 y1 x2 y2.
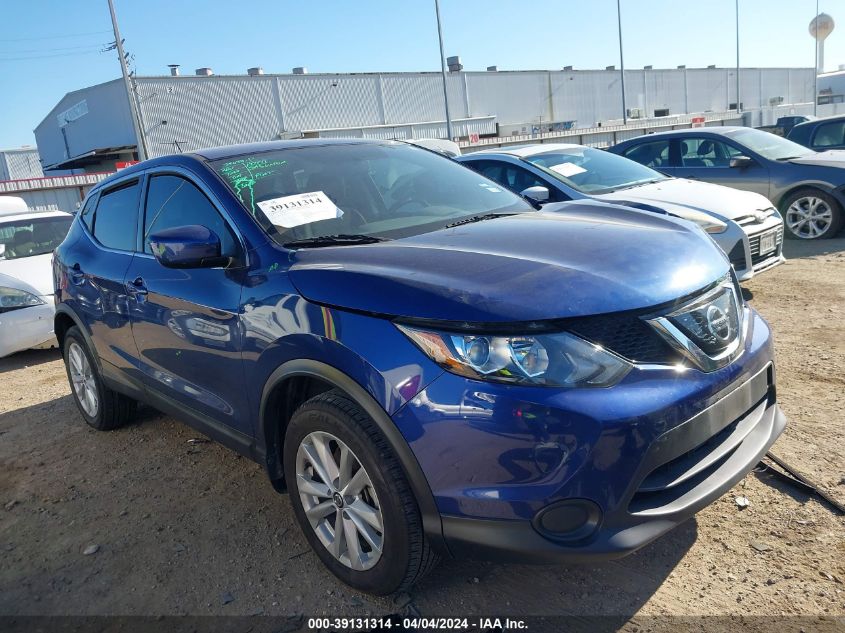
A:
705 305 732 342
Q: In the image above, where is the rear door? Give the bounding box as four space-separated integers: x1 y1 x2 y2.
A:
72 178 144 390
673 136 770 197
125 169 252 438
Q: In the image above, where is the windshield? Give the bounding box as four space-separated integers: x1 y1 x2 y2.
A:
524 147 667 194
724 128 816 160
211 143 532 245
0 215 72 260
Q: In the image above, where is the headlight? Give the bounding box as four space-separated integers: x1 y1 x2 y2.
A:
671 208 727 234
0 286 44 313
700 218 728 234
396 324 631 387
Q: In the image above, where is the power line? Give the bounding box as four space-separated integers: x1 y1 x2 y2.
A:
0 29 112 42
0 50 103 63
0 43 106 55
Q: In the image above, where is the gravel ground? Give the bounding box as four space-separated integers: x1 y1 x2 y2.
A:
1 238 843 628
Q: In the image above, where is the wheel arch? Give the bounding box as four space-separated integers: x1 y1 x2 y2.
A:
775 181 844 211
54 305 101 372
258 358 447 554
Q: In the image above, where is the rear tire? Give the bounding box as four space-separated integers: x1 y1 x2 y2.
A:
780 188 844 239
62 326 136 431
283 389 438 595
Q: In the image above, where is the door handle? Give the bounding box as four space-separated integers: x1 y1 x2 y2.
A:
126 276 148 296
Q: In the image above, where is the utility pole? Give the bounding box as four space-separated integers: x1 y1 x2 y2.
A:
434 0 454 140
736 0 741 113
814 0 819 116
107 0 147 160
617 0 628 124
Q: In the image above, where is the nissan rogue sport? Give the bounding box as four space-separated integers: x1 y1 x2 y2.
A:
53 139 786 595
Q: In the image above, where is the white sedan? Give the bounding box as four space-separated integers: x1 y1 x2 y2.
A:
457 143 785 280
0 205 73 357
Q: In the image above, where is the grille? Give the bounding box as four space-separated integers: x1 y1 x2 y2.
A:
748 226 784 267
566 313 683 365
727 241 746 269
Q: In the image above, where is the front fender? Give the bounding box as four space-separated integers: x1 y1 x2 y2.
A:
256 354 448 556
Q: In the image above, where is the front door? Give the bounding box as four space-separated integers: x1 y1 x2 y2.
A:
673 137 771 198
126 171 251 437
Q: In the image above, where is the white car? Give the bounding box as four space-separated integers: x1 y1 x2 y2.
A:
457 143 785 280
0 200 73 357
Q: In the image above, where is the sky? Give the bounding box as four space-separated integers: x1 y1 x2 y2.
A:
0 0 842 148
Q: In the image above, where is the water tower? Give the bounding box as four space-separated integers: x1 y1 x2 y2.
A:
810 13 835 73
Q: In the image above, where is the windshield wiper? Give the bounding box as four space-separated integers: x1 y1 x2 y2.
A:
775 156 805 161
283 234 388 248
445 212 518 228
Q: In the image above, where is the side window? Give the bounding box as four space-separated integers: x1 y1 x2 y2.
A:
465 160 508 188
812 121 845 148
501 165 565 201
92 181 140 251
679 138 739 168
624 141 670 169
787 125 812 147
143 174 237 256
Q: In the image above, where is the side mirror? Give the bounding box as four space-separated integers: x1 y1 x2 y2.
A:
520 186 550 203
149 224 228 269
729 155 754 169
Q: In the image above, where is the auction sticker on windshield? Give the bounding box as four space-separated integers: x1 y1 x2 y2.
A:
256 191 343 228
550 162 587 178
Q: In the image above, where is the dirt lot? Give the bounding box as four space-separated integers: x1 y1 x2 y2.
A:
1 239 844 628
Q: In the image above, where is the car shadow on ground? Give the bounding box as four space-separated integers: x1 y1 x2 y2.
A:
407 513 697 619
0 347 61 375
782 236 845 260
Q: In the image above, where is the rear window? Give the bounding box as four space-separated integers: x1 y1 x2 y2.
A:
0 216 72 260
92 181 140 251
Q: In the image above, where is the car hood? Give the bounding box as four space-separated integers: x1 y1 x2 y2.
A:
0 270 44 298
787 150 845 168
0 252 54 296
597 178 773 222
287 201 729 323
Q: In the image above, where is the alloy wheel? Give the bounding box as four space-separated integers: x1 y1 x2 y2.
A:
786 196 834 239
68 341 99 418
295 431 384 571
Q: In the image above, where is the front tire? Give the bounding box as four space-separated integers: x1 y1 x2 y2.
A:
781 188 843 239
283 390 438 595
62 326 136 431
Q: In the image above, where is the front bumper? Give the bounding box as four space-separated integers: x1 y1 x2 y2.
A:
727 217 786 281
392 309 785 562
441 371 785 563
0 298 56 358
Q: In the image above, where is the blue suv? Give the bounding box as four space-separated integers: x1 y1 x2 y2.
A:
53 140 786 595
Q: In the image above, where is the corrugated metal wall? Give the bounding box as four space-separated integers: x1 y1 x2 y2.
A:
15 187 86 212
36 67 816 164
0 149 43 180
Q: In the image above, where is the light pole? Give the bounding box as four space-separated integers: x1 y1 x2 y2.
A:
736 0 741 113
434 0 454 140
616 0 628 124
814 0 820 115
107 0 147 160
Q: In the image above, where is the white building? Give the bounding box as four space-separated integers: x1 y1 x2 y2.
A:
34 66 815 173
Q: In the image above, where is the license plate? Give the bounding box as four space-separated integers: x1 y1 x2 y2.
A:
759 231 776 255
